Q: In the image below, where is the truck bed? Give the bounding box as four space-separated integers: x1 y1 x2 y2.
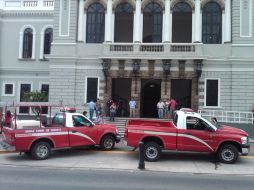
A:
127 119 175 128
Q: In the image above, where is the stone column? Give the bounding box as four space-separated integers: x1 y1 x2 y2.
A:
164 0 171 42
194 0 201 42
105 0 113 42
78 0 84 41
134 0 142 42
225 0 231 42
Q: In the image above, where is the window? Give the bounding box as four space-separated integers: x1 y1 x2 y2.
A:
172 2 192 43
41 84 49 102
114 3 134 42
52 113 64 126
2 83 15 96
86 78 98 103
72 115 93 127
202 2 222 44
23 28 33 58
44 28 53 55
205 79 219 107
143 2 162 43
86 3 105 43
186 116 210 130
19 83 32 114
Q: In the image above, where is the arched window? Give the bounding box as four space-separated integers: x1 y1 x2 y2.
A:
143 2 162 43
172 2 192 43
86 3 105 43
114 3 134 42
23 28 33 58
202 2 222 44
44 28 53 55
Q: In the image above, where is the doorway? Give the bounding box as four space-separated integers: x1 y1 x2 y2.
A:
171 79 192 109
141 79 161 118
111 78 131 117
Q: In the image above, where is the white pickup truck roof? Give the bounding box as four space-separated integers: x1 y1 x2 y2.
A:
175 110 217 131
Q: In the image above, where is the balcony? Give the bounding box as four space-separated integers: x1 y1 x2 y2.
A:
102 43 205 60
1 0 54 10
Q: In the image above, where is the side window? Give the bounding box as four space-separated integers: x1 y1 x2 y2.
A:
72 115 92 127
186 117 209 131
52 113 64 126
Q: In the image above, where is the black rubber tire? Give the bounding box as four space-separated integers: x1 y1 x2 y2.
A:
100 135 115 151
217 144 239 164
31 141 51 160
144 142 161 162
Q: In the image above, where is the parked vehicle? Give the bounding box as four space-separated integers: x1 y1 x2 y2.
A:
2 105 121 160
124 110 250 164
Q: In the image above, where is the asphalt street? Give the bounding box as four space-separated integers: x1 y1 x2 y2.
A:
0 165 254 190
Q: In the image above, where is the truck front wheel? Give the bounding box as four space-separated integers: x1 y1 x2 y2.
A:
31 141 51 160
217 144 239 164
144 142 161 162
100 135 115 151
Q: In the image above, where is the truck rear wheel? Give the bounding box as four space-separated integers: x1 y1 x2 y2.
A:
217 144 239 164
31 141 51 160
144 142 161 162
100 135 115 151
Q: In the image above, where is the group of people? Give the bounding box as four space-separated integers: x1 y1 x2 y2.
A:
157 97 177 119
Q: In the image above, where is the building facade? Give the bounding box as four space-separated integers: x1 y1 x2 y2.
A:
0 0 254 118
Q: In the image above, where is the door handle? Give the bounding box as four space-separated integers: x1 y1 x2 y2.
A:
184 133 192 135
72 130 77 133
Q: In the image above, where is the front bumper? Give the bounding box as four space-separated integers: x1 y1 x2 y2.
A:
115 133 121 143
241 144 250 155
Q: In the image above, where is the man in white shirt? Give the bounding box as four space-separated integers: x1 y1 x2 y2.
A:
129 98 136 117
157 99 165 119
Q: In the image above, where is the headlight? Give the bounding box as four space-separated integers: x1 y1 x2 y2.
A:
116 128 119 134
241 137 248 145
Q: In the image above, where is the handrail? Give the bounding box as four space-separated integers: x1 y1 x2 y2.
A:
198 110 254 124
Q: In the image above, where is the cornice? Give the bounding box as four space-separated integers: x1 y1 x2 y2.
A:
1 10 54 18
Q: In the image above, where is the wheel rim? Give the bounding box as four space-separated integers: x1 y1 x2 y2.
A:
146 146 158 159
36 145 48 158
104 138 113 149
221 148 234 162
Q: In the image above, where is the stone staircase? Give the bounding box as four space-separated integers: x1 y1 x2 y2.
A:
104 117 129 136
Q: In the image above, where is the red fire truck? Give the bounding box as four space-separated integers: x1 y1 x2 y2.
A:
1 104 121 160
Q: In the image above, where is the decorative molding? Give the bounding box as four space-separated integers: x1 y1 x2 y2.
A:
1 11 54 18
200 0 225 11
84 0 107 10
141 0 165 11
171 0 195 11
112 0 136 11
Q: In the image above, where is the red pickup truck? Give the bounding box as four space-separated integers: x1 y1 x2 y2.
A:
124 110 250 164
2 107 121 160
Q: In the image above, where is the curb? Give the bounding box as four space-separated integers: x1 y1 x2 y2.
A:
0 150 17 154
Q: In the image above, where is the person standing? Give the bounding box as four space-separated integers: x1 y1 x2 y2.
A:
169 97 177 119
129 98 136 118
109 102 117 121
157 99 165 119
87 100 96 121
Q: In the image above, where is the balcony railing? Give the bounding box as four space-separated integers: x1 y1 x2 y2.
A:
198 110 254 124
103 43 203 58
2 0 54 10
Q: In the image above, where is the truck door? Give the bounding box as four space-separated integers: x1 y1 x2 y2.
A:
177 116 216 152
69 115 98 147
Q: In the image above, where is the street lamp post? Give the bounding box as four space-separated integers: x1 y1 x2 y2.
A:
132 59 141 94
101 59 111 93
163 60 171 95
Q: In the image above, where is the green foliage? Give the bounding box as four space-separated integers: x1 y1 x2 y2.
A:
21 91 48 102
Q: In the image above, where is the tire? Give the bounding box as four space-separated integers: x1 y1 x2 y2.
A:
217 144 239 164
144 142 161 162
100 135 115 151
31 141 51 160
